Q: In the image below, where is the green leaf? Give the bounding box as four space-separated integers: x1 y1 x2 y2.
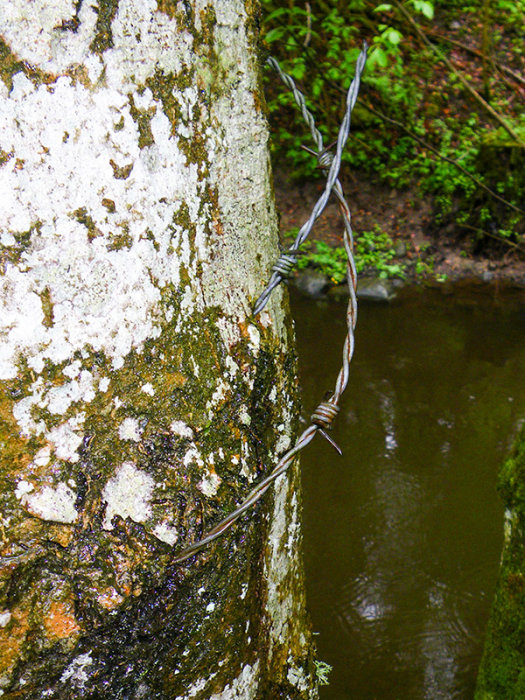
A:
265 8 288 21
412 0 434 19
374 3 393 11
264 27 286 44
369 46 389 67
382 27 403 45
289 60 306 80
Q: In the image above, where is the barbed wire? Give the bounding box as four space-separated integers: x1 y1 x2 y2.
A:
253 44 367 315
173 44 368 565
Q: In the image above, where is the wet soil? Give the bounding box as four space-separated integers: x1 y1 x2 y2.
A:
274 169 525 288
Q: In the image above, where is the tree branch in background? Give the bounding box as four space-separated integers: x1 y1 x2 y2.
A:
304 2 312 47
458 222 525 253
423 30 525 88
481 0 493 99
393 0 525 146
360 102 524 216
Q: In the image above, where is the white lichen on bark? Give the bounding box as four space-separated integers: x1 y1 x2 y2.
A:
0 0 282 476
176 661 260 700
101 461 154 529
0 0 315 695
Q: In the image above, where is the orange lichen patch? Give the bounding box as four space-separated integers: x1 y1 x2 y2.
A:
120 583 132 597
0 386 36 475
0 609 29 675
238 320 250 337
96 587 124 610
165 372 188 390
44 599 80 640
212 217 224 237
230 425 243 441
47 524 75 548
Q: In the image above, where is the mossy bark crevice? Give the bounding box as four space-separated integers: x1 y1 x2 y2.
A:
475 425 525 699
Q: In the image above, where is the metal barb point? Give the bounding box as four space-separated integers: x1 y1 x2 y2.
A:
319 428 343 456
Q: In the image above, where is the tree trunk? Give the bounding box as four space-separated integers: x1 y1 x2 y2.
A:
475 426 525 699
0 2 317 697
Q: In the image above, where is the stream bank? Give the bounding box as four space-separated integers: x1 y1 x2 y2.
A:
274 169 525 294
475 425 525 700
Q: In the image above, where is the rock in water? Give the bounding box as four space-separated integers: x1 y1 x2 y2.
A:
357 277 398 302
294 270 331 298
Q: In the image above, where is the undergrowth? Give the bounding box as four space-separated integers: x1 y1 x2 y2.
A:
286 225 406 282
261 0 525 252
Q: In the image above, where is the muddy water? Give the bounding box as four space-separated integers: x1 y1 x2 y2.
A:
292 283 525 700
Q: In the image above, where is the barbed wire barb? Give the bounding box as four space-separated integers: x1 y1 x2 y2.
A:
173 44 368 565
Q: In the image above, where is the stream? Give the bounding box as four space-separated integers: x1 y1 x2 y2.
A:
293 282 525 699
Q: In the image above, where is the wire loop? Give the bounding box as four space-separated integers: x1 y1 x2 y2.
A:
272 253 299 278
317 150 334 169
311 401 340 429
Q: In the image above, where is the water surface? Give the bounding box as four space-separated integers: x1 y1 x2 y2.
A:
293 283 525 699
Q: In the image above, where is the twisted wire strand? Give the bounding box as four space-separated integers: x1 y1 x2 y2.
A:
173 425 317 563
253 43 367 316
172 46 367 565
265 56 325 154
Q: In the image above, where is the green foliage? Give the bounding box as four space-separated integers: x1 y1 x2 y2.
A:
296 240 348 283
261 0 525 250
414 257 434 276
409 114 492 229
355 226 406 278
283 228 348 282
288 225 406 282
313 659 333 686
260 0 425 178
493 0 525 28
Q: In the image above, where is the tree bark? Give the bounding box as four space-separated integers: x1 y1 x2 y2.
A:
0 1 317 697
475 426 525 699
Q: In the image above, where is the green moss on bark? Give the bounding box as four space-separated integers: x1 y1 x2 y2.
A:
89 0 120 54
127 94 155 149
0 37 69 91
475 426 525 699
0 37 27 90
0 276 302 696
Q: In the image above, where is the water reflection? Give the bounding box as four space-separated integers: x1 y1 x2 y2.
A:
293 285 525 699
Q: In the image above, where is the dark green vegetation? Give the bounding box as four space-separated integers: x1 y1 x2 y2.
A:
285 225 406 281
260 0 525 256
475 425 525 699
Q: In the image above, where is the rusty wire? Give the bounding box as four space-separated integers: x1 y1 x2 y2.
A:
173 45 367 565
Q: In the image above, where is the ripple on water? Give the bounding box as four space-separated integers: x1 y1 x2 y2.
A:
296 285 525 699
334 570 490 698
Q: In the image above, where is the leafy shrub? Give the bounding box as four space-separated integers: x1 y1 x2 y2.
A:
261 0 524 250
288 225 406 282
